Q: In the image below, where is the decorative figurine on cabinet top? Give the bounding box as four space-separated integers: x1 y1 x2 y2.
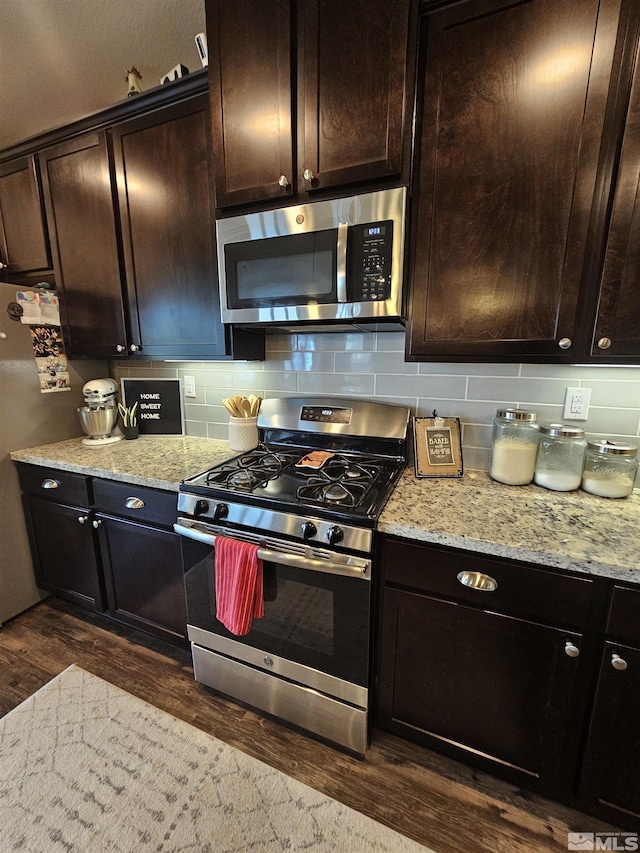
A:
124 66 142 97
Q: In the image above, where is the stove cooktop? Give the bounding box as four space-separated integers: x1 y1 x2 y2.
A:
181 444 404 523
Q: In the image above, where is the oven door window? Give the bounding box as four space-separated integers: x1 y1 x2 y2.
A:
182 539 369 688
224 229 338 309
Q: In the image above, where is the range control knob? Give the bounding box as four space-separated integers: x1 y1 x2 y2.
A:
194 499 209 516
301 520 317 540
213 503 229 521
327 526 344 545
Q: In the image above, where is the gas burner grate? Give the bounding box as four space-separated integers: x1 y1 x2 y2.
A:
295 454 385 508
204 445 300 492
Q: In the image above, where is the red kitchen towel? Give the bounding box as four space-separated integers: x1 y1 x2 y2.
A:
214 536 264 636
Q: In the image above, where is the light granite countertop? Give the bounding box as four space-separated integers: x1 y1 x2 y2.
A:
11 438 640 584
379 468 640 583
10 436 234 491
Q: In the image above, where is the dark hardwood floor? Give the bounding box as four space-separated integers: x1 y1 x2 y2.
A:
0 598 619 852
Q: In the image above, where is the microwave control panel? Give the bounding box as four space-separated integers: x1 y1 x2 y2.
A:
352 220 394 301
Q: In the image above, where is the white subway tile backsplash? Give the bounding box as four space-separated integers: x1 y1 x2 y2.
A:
111 332 640 471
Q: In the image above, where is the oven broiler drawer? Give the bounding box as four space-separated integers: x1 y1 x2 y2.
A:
191 642 368 755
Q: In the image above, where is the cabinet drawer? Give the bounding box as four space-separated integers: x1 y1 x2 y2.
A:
607 585 640 645
17 463 90 506
92 478 177 527
382 538 592 630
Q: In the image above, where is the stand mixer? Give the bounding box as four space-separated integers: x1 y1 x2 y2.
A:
76 378 123 446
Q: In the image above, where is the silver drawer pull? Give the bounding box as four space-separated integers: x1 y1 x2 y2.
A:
125 497 145 509
456 571 498 592
41 478 60 489
611 653 627 671
565 641 580 658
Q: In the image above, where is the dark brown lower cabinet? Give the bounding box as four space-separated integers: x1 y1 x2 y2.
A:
22 495 104 611
96 514 186 644
16 463 187 647
577 585 640 829
376 536 610 808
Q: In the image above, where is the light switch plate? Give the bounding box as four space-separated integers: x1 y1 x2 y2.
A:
184 375 196 398
563 387 591 420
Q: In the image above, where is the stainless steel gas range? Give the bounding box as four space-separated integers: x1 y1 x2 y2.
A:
174 397 410 754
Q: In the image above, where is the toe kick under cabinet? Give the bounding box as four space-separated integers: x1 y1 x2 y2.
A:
376 535 616 811
17 463 186 646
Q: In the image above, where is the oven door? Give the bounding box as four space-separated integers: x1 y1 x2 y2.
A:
176 520 371 705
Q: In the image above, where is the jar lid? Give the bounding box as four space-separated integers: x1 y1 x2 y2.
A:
496 408 538 422
587 440 638 456
539 423 585 438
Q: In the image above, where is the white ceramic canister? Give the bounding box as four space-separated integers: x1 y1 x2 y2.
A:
581 440 638 498
489 408 539 486
533 424 586 492
228 416 259 452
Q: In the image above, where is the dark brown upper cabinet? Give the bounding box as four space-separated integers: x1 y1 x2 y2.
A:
110 95 228 360
206 0 415 209
39 133 127 358
407 0 625 362
589 22 640 362
35 81 264 362
0 155 51 275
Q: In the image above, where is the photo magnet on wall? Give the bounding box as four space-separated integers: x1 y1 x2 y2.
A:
413 414 463 478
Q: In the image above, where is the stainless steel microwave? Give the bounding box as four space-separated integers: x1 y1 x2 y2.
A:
216 187 407 331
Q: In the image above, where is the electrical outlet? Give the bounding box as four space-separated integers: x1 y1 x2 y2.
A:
184 375 196 398
563 387 591 420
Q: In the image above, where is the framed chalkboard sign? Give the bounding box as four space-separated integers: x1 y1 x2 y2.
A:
120 378 184 436
413 415 463 478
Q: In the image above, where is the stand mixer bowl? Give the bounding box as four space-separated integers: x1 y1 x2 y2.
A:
76 405 119 442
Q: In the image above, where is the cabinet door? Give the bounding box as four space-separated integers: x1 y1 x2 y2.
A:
578 642 640 828
378 588 585 796
297 0 412 193
22 496 103 611
0 156 51 274
39 133 127 357
206 0 293 207
111 95 227 359
590 34 640 360
407 0 621 361
97 514 187 645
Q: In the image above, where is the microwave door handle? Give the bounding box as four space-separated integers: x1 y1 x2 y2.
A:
336 222 348 302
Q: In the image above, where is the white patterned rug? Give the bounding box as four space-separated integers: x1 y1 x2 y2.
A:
0 665 432 852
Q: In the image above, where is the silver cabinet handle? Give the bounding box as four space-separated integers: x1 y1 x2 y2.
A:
116 344 125 353
565 641 580 658
456 571 498 592
129 343 141 352
41 478 60 489
303 168 314 181
597 337 612 350
77 515 89 524
558 337 572 349
0 261 6 269
125 497 145 509
278 175 289 188
92 519 102 528
611 653 627 671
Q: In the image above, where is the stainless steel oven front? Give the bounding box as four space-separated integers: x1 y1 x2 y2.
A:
176 518 372 754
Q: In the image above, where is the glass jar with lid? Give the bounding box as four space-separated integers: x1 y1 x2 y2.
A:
489 409 539 486
533 424 586 492
581 441 638 498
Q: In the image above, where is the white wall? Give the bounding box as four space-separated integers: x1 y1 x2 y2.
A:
111 332 640 473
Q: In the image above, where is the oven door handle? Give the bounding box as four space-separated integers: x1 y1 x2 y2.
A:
174 523 370 580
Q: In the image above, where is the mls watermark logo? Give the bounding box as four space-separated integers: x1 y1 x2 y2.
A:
568 833 639 851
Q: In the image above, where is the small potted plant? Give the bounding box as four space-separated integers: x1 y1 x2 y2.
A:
118 401 139 440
